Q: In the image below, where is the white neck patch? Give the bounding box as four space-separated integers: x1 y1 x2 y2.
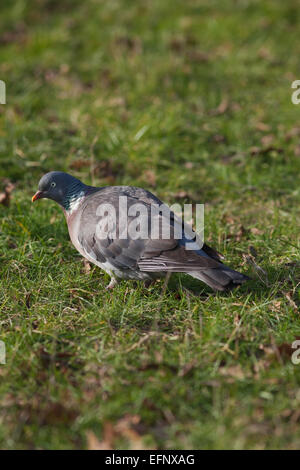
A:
66 191 85 215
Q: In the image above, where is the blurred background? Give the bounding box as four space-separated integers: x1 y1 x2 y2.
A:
1 0 300 195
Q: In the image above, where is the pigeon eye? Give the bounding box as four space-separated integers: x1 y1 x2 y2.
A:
51 182 56 188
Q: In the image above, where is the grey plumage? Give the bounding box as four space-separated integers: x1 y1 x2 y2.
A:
32 171 250 291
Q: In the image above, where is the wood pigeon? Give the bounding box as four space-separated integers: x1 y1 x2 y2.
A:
32 171 249 290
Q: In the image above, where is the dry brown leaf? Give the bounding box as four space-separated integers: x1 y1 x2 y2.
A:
212 134 226 143
224 224 248 243
285 292 298 312
235 225 247 242
114 36 142 54
250 145 283 156
40 402 78 426
261 134 274 147
87 415 152 451
187 50 210 63
115 415 146 450
173 190 197 202
262 337 300 364
219 364 246 380
258 47 273 60
0 181 15 206
255 122 271 132
87 423 114 450
210 96 229 116
0 193 8 205
0 23 27 45
174 190 189 199
253 358 271 376
168 35 209 64
270 300 282 313
143 170 156 187
285 127 300 141
83 258 91 274
108 96 126 107
250 227 263 236
69 159 90 170
94 160 123 183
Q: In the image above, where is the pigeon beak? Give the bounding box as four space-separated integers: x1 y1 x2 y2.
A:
32 191 43 202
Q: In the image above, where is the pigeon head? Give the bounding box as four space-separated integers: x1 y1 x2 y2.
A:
32 171 87 210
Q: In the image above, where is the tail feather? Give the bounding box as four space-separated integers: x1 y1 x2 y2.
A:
138 241 250 291
188 267 250 291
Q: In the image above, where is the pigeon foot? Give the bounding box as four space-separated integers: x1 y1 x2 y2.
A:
106 277 118 290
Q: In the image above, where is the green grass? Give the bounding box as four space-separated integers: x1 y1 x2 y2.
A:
0 0 300 449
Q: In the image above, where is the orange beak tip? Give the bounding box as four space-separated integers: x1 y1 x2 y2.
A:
32 191 42 202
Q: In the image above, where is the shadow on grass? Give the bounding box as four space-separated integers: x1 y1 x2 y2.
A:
162 262 299 304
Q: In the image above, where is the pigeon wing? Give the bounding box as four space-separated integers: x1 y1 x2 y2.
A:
75 188 219 273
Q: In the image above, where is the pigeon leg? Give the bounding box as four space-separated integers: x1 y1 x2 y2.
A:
106 276 118 290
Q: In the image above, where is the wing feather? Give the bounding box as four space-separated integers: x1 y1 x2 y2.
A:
75 187 221 274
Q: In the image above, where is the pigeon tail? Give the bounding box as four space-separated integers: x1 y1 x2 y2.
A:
188 266 250 291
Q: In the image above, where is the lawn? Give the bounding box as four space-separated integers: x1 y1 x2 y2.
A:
0 0 299 450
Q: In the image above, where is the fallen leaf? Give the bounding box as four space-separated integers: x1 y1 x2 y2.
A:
87 423 114 450
0 23 27 45
258 47 273 61
115 414 150 450
250 227 263 236
219 364 246 380
40 402 78 426
83 258 91 274
255 122 271 132
143 170 156 187
224 224 248 242
250 146 283 156
114 36 142 54
285 292 298 312
285 127 300 141
94 160 123 183
87 415 153 450
261 134 274 147
211 134 226 144
0 181 15 206
69 159 90 170
108 96 126 107
210 96 229 116
263 337 300 363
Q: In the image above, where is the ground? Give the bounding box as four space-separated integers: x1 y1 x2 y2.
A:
0 0 299 450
